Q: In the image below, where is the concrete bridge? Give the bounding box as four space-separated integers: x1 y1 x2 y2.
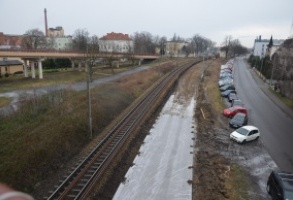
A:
0 50 159 79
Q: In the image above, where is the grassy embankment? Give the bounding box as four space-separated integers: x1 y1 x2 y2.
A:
0 60 178 192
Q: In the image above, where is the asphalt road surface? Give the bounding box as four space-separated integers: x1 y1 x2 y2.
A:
233 57 293 172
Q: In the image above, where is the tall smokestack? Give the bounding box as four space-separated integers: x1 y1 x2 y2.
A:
44 8 48 37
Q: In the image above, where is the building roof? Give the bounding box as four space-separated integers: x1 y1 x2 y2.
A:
100 32 132 41
0 60 23 66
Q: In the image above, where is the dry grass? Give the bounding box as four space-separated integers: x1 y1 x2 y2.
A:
0 60 175 193
0 97 11 107
225 164 249 200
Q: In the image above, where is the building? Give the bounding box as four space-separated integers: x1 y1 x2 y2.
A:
46 36 73 50
0 59 23 75
0 32 23 49
252 36 270 58
99 32 133 53
253 35 284 59
48 26 64 37
166 41 189 57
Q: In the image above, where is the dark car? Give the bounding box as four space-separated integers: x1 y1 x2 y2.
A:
229 113 248 128
228 93 238 102
231 99 243 107
221 90 236 98
267 171 293 200
220 84 235 92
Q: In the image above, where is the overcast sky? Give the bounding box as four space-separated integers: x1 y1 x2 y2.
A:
0 0 292 48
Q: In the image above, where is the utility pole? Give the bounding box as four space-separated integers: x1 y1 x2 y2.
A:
86 45 93 139
86 61 93 139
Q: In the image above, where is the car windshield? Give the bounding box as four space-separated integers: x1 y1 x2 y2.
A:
235 127 249 135
284 191 293 199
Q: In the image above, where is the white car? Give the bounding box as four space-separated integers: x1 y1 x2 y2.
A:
230 125 260 144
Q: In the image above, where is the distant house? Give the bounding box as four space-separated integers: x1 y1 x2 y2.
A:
45 36 73 50
253 35 284 59
0 32 23 49
0 60 23 75
99 32 134 53
166 41 188 57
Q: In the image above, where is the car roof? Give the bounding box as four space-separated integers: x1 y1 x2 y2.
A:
233 112 246 117
241 125 258 131
233 106 246 110
273 171 293 191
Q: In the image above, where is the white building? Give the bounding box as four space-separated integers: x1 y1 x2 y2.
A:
253 36 270 58
166 41 189 57
99 32 133 53
46 36 73 50
253 35 284 59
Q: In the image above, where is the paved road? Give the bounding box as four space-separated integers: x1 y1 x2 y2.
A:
233 57 293 172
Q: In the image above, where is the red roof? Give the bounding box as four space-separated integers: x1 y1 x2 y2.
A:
100 32 132 41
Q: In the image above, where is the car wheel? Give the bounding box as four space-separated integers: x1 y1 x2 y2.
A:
266 183 271 194
241 140 246 144
256 136 259 140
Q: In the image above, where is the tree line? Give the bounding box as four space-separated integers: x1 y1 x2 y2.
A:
21 28 247 57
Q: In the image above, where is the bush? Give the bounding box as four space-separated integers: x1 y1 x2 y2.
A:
4 73 9 77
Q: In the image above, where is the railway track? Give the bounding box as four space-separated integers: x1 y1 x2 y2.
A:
46 59 199 200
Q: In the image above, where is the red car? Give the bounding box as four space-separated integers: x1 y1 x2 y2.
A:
223 106 248 118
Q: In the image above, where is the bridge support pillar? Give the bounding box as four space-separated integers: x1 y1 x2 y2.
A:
31 61 36 79
78 62 82 71
70 59 75 69
116 61 119 68
138 59 142 66
38 59 43 79
23 59 29 78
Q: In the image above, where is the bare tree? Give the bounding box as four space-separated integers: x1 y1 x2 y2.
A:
191 34 214 55
158 36 167 56
21 28 45 50
133 31 156 54
222 35 233 58
73 29 89 52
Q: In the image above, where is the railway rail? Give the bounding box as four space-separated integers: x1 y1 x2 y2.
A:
46 59 199 200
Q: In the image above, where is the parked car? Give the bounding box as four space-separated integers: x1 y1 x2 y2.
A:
221 89 236 98
229 113 248 128
223 106 248 118
219 79 233 87
230 125 260 143
219 74 233 80
228 93 238 102
267 171 293 200
220 84 235 92
231 99 243 107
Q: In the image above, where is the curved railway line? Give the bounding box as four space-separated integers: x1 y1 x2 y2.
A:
46 59 200 200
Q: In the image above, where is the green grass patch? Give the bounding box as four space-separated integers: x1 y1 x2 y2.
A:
270 88 293 109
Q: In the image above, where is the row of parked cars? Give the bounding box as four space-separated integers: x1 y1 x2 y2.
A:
219 60 293 200
218 59 260 144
